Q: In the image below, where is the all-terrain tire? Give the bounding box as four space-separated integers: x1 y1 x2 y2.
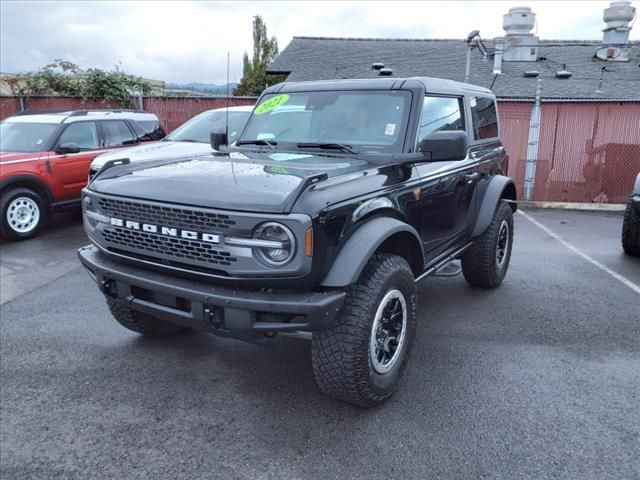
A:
106 298 187 338
311 254 417 408
461 200 514 288
622 200 640 256
0 187 47 241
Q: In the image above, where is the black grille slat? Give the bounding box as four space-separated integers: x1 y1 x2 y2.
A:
97 198 236 231
103 227 238 266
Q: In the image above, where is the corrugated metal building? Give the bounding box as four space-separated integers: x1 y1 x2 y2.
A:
267 3 640 203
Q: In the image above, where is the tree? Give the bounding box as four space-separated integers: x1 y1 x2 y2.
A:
8 59 152 108
234 16 285 96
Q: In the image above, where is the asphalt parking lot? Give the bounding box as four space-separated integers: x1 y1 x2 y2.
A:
1 209 639 480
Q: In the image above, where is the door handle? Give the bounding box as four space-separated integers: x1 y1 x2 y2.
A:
464 172 480 184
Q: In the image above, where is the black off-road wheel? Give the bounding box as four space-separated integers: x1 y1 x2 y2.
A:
622 200 640 256
461 200 514 288
106 298 187 338
311 254 417 408
0 187 47 241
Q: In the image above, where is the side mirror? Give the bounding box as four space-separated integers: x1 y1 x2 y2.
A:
210 130 228 151
56 143 81 154
419 131 468 162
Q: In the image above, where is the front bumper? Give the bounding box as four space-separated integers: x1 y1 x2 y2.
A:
78 245 345 337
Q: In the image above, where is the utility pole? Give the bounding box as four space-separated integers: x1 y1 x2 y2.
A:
523 78 542 201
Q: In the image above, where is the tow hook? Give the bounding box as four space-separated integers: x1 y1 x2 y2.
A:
99 279 115 297
204 305 223 329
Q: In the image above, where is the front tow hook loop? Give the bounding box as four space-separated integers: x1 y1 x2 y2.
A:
100 279 115 297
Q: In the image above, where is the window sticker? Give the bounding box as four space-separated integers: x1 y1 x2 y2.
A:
254 94 290 115
256 133 276 140
384 123 396 136
36 139 44 145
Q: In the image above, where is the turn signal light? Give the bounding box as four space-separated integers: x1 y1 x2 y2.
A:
305 228 313 257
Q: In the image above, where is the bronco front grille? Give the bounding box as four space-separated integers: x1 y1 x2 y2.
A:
86 192 311 278
97 197 236 231
102 227 238 267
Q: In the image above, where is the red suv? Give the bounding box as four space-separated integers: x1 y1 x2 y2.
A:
0 110 164 240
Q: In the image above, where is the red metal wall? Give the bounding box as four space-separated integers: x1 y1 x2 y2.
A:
0 96 257 133
534 103 640 203
497 102 532 200
142 96 256 133
0 97 21 121
498 101 640 203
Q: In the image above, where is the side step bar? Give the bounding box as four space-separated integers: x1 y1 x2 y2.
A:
415 242 472 283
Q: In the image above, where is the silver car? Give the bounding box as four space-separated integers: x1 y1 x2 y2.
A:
89 105 253 179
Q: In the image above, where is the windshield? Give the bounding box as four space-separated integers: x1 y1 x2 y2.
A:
166 110 251 144
238 90 411 153
0 122 58 153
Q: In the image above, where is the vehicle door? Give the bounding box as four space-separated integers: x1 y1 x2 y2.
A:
409 95 479 257
48 121 103 199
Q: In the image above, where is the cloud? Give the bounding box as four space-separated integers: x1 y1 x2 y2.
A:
1 0 637 84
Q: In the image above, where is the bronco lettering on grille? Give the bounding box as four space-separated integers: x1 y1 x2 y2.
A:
110 218 220 243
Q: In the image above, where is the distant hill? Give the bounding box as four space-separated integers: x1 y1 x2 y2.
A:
166 82 237 95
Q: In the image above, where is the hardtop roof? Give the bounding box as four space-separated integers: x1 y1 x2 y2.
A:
266 76 494 97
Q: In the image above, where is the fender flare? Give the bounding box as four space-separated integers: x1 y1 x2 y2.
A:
0 174 54 205
320 216 423 288
471 175 517 238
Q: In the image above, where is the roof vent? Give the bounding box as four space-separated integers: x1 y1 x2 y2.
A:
379 68 393 76
502 6 538 62
556 69 572 79
523 70 540 77
372 62 385 70
596 1 636 62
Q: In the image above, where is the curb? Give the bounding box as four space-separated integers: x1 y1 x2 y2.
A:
519 201 626 212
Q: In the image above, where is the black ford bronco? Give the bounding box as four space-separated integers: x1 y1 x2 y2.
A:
79 77 517 407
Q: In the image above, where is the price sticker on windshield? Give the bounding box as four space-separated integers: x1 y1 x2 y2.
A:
254 94 289 115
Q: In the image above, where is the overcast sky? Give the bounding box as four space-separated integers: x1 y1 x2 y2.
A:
1 1 638 84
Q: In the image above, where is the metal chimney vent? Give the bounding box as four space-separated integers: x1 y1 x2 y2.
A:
379 68 393 76
372 62 385 70
596 1 636 62
502 6 539 62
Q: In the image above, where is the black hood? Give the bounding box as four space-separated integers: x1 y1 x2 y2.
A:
89 151 369 213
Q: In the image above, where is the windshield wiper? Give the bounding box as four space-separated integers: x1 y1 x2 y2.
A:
296 142 359 154
236 139 277 149
174 139 203 143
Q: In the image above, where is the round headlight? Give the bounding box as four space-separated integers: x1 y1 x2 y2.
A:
253 222 295 266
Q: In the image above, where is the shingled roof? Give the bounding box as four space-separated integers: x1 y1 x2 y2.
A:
267 37 640 101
